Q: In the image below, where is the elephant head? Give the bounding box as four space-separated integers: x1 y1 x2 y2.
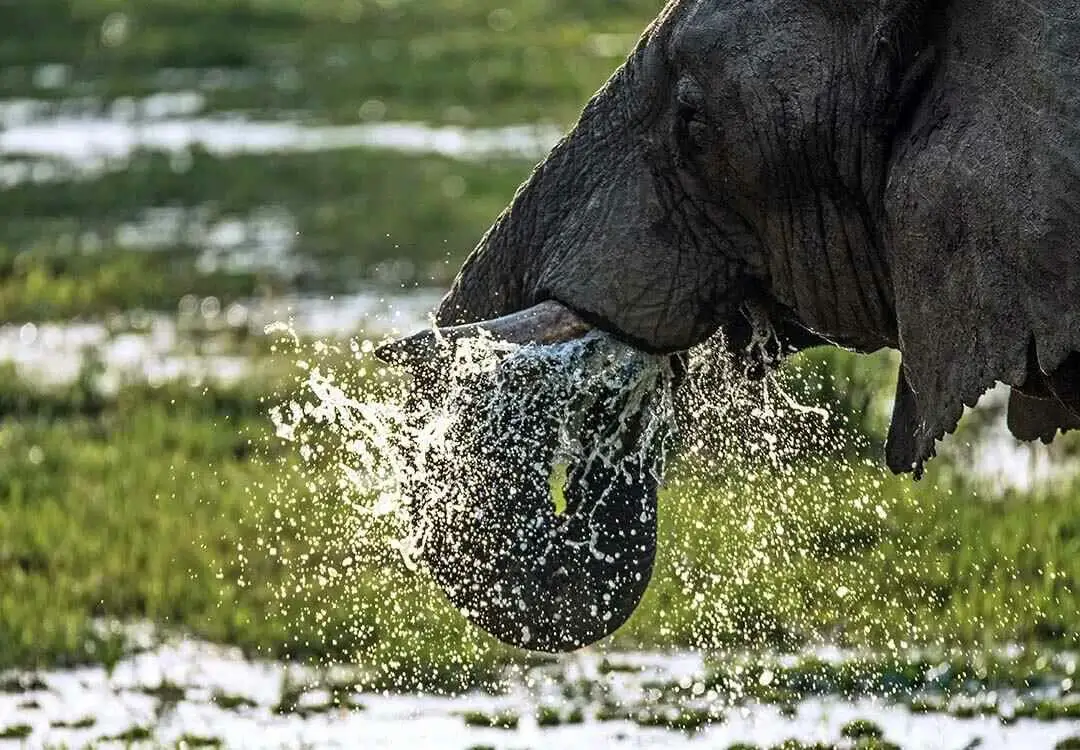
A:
379 0 1080 651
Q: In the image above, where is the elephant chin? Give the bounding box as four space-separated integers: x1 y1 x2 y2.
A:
378 301 663 652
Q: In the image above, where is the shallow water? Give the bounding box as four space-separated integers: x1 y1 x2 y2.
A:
0 288 442 388
0 92 561 186
2 635 1077 750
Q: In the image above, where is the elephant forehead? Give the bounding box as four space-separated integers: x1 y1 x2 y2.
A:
666 0 840 76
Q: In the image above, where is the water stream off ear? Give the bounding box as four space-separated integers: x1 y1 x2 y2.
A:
243 325 935 692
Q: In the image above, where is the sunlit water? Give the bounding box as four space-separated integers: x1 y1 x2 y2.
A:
265 329 674 597
0 91 562 186
2 629 1077 750
0 288 442 389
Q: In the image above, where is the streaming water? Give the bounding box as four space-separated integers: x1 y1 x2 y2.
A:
266 329 675 591
252 325 931 676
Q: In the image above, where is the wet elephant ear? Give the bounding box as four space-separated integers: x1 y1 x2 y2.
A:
882 3 1080 469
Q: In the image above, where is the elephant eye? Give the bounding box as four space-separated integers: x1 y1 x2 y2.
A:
679 107 710 148
675 79 710 151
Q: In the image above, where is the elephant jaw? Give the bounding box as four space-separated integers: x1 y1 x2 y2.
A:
377 300 665 652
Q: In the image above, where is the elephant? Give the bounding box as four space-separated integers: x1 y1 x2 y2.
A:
377 0 1080 653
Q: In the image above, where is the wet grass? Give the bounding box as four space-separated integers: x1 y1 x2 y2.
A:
462 709 520 729
0 244 272 323
49 716 97 729
103 725 154 743
177 736 224 748
0 0 656 299
3 2 1077 749
210 690 257 711
0 355 1077 688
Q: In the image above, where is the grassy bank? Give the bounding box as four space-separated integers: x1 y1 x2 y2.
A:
0 353 1077 688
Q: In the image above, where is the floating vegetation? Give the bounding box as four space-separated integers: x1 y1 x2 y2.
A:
50 716 97 729
141 678 186 707
103 725 153 743
840 719 885 740
0 724 31 740
535 704 585 727
177 734 224 748
0 674 46 693
210 691 257 711
632 705 722 732
461 709 520 730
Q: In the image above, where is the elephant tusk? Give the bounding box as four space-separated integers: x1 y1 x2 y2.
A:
375 300 592 368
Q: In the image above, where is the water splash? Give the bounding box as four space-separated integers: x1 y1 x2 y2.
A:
267 329 674 573
246 323 945 689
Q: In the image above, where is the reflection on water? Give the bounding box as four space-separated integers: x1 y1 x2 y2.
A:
0 288 442 389
114 206 305 278
0 91 207 128
1 632 1076 750
0 109 561 188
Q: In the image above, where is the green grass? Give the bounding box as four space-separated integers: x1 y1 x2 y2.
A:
0 723 33 740
0 352 1077 687
0 148 535 317
0 0 665 303
0 245 275 322
2 0 658 125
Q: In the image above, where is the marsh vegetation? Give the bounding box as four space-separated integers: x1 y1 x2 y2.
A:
1 1 1079 748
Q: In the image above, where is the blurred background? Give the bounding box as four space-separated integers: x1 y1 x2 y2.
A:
1 1 1078 748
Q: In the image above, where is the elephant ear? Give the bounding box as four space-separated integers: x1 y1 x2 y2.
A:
1006 351 1080 442
882 2 1080 473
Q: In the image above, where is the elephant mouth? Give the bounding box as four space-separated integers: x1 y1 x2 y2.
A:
376 301 675 652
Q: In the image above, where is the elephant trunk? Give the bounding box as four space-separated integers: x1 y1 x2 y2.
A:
378 302 665 652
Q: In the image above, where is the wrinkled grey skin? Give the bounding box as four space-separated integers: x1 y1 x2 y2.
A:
413 0 1080 651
